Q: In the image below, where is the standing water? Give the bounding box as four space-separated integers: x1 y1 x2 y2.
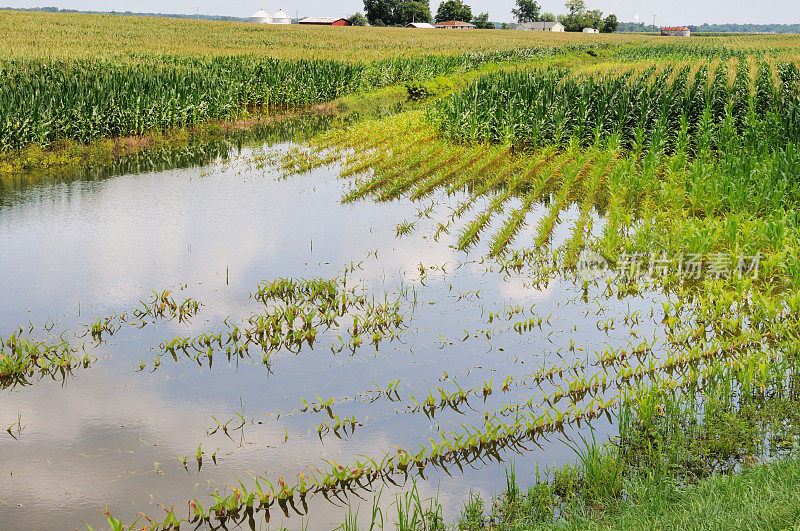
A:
0 133 667 529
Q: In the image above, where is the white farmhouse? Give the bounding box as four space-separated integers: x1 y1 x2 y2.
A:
514 21 565 32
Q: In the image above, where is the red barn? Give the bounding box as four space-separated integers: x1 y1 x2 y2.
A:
661 26 691 36
299 17 351 26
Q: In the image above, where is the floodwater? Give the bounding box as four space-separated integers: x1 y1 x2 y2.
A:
0 129 667 529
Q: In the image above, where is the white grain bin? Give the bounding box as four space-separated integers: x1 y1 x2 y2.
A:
249 9 273 23
272 10 292 24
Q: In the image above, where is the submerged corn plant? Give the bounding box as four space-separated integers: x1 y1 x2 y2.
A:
0 332 93 386
156 276 406 371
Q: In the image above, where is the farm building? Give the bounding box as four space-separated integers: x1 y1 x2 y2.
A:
249 9 292 24
299 17 350 26
583 27 599 33
406 22 436 29
661 26 691 36
272 10 292 24
249 9 272 24
435 20 476 29
514 21 565 32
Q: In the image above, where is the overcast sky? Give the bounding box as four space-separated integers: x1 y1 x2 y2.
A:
4 0 800 26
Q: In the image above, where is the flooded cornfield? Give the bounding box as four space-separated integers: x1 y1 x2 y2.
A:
4 18 800 528
1 129 672 529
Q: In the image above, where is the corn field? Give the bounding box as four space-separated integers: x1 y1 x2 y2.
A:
0 45 605 154
432 60 800 153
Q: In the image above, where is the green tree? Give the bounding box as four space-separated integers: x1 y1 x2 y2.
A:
435 0 472 22
585 9 603 29
558 0 602 32
601 13 618 33
347 12 369 25
541 12 557 22
472 12 494 29
565 0 585 15
398 0 432 23
363 0 431 26
363 0 393 25
511 0 541 23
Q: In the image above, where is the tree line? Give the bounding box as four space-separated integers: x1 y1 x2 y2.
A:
354 0 494 28
352 0 618 32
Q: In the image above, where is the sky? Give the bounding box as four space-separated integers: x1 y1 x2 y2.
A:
4 0 800 26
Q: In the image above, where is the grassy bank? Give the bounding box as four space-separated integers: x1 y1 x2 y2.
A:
590 459 800 530
454 455 800 530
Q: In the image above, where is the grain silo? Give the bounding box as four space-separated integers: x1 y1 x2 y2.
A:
249 9 273 23
272 9 292 24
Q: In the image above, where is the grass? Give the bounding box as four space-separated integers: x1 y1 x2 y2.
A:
454 363 800 529
597 459 800 530
457 456 800 530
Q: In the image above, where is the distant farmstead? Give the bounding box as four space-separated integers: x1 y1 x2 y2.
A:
435 20 476 29
514 21 565 32
406 22 436 29
661 26 691 36
299 17 351 26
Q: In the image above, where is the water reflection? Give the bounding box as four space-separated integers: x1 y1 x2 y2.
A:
0 112 342 210
0 133 664 529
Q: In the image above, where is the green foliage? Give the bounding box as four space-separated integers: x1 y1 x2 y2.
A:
347 12 369 26
363 0 432 26
363 0 393 25
511 0 541 23
565 0 585 15
472 12 494 29
601 14 618 33
432 61 800 169
687 22 800 34
0 333 92 383
395 481 445 530
399 1 433 24
2 49 544 153
406 81 437 100
435 0 473 23
563 432 624 505
558 0 602 31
